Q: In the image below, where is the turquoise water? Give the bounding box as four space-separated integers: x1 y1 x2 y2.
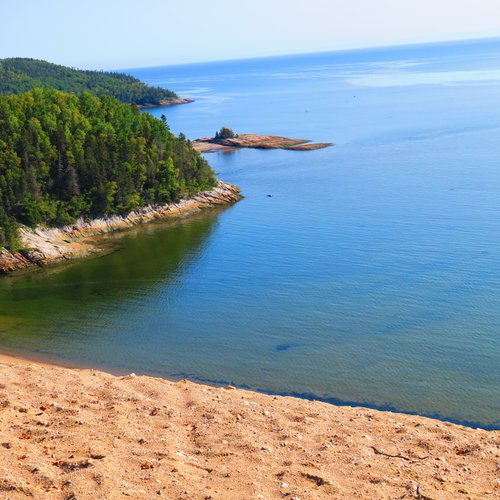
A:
1 39 500 428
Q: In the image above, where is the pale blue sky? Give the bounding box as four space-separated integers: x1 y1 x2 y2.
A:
1 0 500 69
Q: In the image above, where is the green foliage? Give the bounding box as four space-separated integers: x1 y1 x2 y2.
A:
0 58 178 106
0 210 20 251
215 127 236 140
0 88 216 249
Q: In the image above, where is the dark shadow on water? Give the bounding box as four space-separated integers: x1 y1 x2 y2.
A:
274 342 301 352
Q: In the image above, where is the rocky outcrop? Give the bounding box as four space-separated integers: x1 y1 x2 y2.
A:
137 98 194 109
0 249 32 274
0 181 241 274
192 133 333 153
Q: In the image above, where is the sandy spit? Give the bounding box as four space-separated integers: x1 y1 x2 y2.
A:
0 354 498 499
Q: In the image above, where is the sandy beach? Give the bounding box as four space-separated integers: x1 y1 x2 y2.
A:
0 353 498 499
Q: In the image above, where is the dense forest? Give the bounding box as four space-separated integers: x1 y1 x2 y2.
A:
0 58 178 106
0 88 216 250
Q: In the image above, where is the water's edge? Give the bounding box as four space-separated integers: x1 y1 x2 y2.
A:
0 347 497 431
0 180 241 275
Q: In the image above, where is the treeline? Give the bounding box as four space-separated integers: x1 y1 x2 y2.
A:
0 58 177 106
0 88 216 250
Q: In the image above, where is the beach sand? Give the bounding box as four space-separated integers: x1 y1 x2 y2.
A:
0 354 498 499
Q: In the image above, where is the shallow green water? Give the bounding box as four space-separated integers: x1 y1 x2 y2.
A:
0 211 223 360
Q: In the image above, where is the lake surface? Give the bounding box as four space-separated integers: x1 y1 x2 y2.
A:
1 39 500 428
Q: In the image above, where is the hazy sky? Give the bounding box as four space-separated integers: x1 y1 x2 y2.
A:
1 0 500 69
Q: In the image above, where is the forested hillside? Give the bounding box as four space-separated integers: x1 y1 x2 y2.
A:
0 88 216 249
0 58 177 106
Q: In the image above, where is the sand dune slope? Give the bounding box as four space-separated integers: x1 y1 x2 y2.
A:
0 356 498 499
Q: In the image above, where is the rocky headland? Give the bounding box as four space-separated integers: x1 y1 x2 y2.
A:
137 98 194 109
192 134 333 153
0 354 498 499
0 181 241 275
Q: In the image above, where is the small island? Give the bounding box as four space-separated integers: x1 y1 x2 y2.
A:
192 127 333 153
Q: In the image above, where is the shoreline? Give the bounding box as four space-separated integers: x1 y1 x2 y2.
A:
0 181 241 275
0 352 497 498
192 133 333 153
137 97 194 109
1 348 498 432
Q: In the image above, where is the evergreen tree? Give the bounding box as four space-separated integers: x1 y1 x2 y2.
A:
0 88 216 249
215 127 236 140
0 58 178 106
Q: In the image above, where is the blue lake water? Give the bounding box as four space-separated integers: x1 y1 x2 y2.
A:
1 39 499 428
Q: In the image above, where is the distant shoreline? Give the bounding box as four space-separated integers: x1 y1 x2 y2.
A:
137 97 194 109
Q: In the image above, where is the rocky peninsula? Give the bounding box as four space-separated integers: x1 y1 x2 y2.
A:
0 181 241 275
0 353 497 499
192 134 333 153
138 97 194 109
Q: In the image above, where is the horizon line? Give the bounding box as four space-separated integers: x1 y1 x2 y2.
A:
117 35 500 73
2 35 498 74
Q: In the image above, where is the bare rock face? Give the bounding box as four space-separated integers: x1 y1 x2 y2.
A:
192 133 333 153
0 249 32 273
0 181 241 275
